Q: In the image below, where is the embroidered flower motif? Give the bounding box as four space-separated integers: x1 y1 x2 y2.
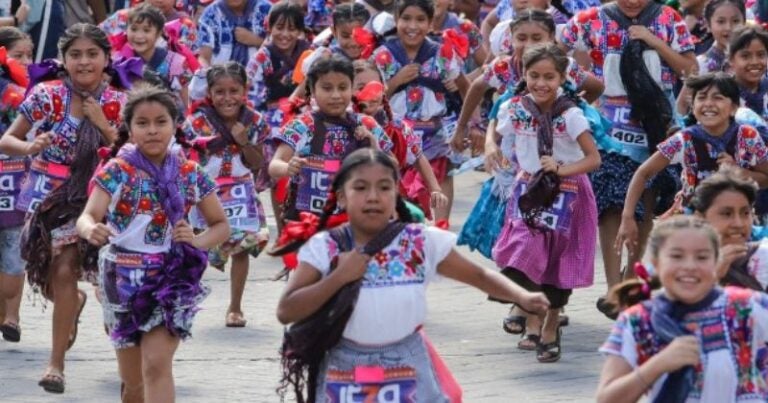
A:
103 101 121 122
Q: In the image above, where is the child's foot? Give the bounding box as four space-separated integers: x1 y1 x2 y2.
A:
225 311 247 328
38 367 65 394
0 321 21 342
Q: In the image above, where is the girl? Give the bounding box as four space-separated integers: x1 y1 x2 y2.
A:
357 0 397 30
492 44 601 362
301 3 372 64
196 0 273 67
275 148 550 402
268 56 392 269
560 0 697 317
77 85 229 403
0 23 128 393
100 0 199 52
618 74 768 251
370 0 469 225
690 168 768 291
729 26 768 123
116 4 194 107
0 26 32 344
352 59 449 220
183 62 270 328
429 0 486 69
245 1 310 135
597 216 768 403
680 0 711 54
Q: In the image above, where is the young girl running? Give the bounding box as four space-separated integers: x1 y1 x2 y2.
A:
0 26 32 344
300 3 372 66
275 148 550 402
268 56 392 269
370 0 468 225
560 0 697 317
115 4 194 107
352 59 449 219
183 62 270 328
597 216 768 403
690 168 768 291
196 0 273 67
0 23 129 393
77 85 229 403
100 0 199 52
492 44 601 362
618 73 768 250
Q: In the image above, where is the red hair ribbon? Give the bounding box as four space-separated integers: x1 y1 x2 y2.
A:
633 262 652 299
435 219 450 230
0 47 29 89
277 211 349 248
355 81 385 103
97 146 112 160
165 19 202 72
278 97 308 127
352 27 377 60
441 29 469 59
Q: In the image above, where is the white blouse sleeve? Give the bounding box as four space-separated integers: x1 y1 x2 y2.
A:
563 107 591 141
423 226 457 282
296 232 333 275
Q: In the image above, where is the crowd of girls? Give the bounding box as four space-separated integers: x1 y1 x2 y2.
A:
4 0 768 401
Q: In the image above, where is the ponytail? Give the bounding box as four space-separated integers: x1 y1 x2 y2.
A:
107 124 131 161
605 263 661 316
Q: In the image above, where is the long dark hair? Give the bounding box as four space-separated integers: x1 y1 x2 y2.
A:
682 72 740 126
58 23 131 90
396 0 434 20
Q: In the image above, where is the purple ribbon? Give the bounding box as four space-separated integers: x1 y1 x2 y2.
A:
110 57 145 90
26 59 64 95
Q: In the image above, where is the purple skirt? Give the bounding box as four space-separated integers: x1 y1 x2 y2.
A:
492 173 597 289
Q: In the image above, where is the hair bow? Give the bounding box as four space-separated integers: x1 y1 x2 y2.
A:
110 57 145 90
0 47 28 89
633 262 653 299
164 19 201 72
352 27 377 59
277 212 322 247
441 29 469 60
355 81 384 103
26 59 65 95
108 32 133 58
278 97 308 127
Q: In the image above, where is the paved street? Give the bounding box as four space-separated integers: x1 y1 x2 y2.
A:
0 170 614 402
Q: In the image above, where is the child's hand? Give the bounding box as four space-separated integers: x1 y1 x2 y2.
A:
392 64 420 87
716 153 736 167
443 78 458 92
355 126 375 143
450 125 468 152
83 97 110 130
518 291 550 315
430 191 449 209
718 244 749 279
234 27 257 45
287 156 307 176
82 223 114 246
231 122 249 146
540 156 559 174
334 250 370 284
26 132 52 154
655 335 700 372
172 220 196 245
615 217 639 256
627 26 658 46
15 2 29 25
484 141 503 173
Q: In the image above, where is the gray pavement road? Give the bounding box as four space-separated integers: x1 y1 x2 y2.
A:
0 170 614 402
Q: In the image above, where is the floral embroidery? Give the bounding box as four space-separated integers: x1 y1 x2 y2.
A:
276 111 392 157
99 10 199 52
196 0 272 61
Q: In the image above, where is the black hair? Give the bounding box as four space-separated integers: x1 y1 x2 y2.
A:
0 26 29 50
512 44 577 101
682 72 740 126
271 148 416 256
206 61 248 88
396 0 435 20
728 25 768 59
58 23 136 90
351 59 396 122
127 3 166 32
108 84 189 160
690 166 758 214
332 2 371 27
704 0 745 23
304 54 355 96
508 8 556 36
268 1 306 32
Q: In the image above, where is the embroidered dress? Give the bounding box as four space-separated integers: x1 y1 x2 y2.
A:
657 124 768 201
747 238 768 289
100 10 199 53
121 48 193 93
492 95 597 289
299 224 456 401
93 154 216 348
0 78 26 229
182 108 271 268
697 45 728 75
428 13 483 70
739 78 768 123
482 55 587 96
601 287 768 403
196 0 272 66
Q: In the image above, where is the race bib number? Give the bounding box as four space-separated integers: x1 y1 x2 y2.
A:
513 177 578 232
325 366 417 403
0 159 25 211
296 158 340 214
16 160 69 213
601 102 647 148
193 177 259 229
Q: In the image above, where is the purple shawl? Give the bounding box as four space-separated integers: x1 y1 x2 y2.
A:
111 146 209 340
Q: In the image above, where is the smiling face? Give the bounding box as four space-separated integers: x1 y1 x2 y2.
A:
127 20 161 59
333 21 364 59
312 71 353 117
511 22 553 58
616 0 651 19
525 58 565 108
208 75 246 121
337 162 398 234
129 100 175 165
397 5 430 51
730 38 768 89
700 190 753 246
708 3 744 49
62 37 109 92
7 38 33 67
692 85 737 135
270 16 301 53
653 228 719 304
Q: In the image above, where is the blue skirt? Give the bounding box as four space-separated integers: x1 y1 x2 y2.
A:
458 176 508 259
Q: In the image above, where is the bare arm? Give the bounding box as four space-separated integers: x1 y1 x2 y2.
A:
579 73 605 104
746 161 768 188
480 10 499 54
621 152 670 220
0 115 37 156
191 192 230 249
268 142 296 179
557 132 601 177
415 155 442 193
198 47 213 68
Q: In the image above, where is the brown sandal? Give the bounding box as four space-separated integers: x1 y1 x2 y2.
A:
225 311 247 328
39 370 65 394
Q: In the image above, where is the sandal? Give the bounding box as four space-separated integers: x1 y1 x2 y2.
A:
39 370 65 394
596 297 618 320
0 321 21 342
502 315 526 335
517 333 540 351
68 289 87 351
225 311 247 328
536 328 562 363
